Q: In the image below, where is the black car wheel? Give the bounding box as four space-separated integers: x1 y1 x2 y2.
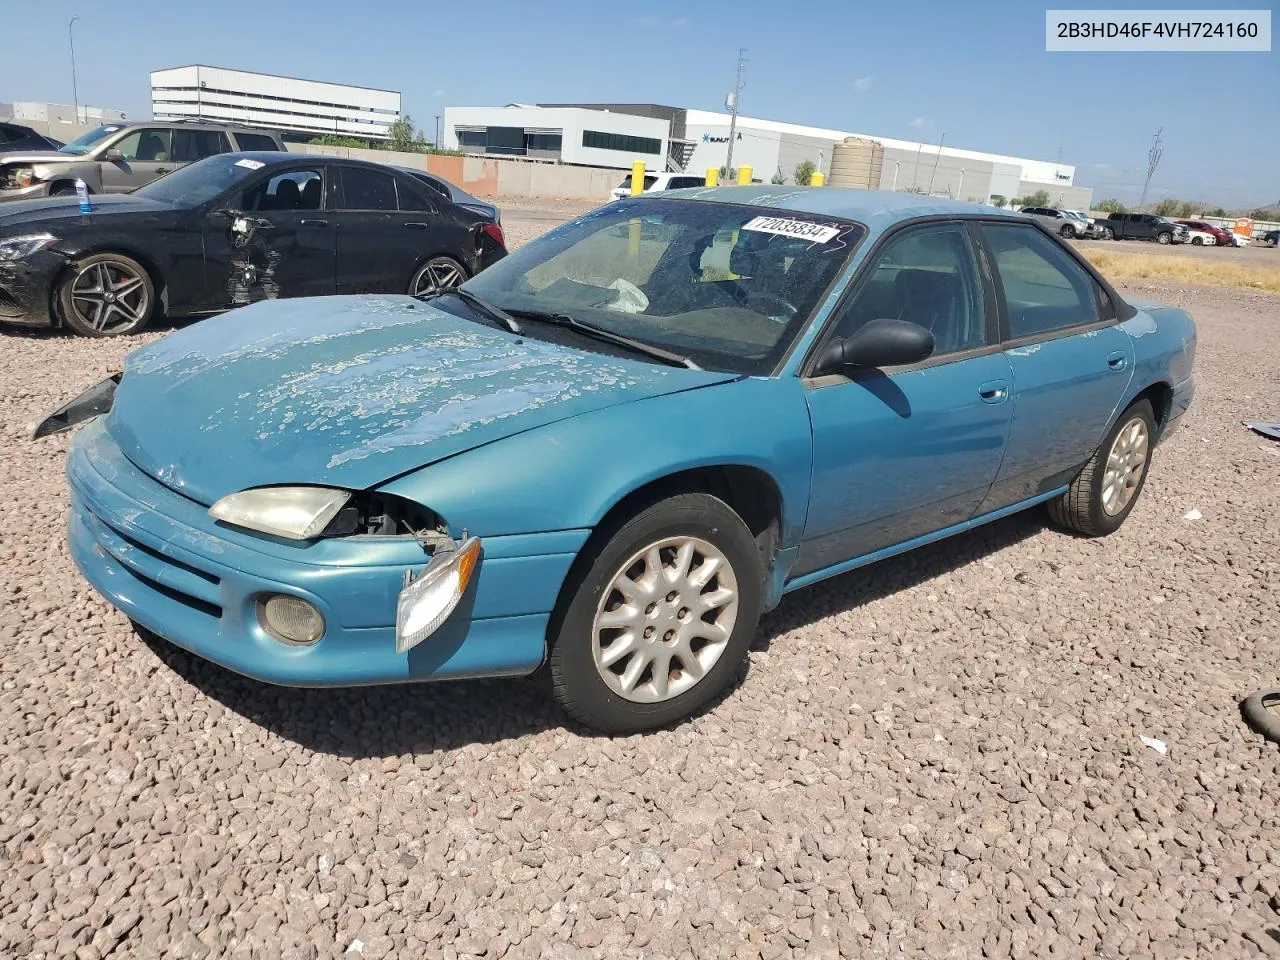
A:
548 492 763 733
1191 236 1203 246
1156 232 1172 244
57 253 155 338
1060 225 1075 238
409 256 468 296
1101 226 1115 240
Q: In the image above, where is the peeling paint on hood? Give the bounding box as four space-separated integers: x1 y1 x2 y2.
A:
108 295 735 504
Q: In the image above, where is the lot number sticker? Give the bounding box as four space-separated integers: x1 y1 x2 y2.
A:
235 158 265 170
743 216 841 244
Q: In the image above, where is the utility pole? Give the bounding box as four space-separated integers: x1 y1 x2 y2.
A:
891 159 900 191
433 114 441 147
69 17 80 121
927 132 946 194
1138 127 1163 212
724 48 746 175
957 167 965 200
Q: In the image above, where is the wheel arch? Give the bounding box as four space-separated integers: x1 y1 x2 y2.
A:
407 251 471 291
1127 380 1173 426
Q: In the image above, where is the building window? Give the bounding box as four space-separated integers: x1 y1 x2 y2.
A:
525 133 563 153
455 128 564 156
582 130 661 155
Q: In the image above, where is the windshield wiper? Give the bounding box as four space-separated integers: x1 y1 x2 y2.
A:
421 287 521 334
506 309 700 370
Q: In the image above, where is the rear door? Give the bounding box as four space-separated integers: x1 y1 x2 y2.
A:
975 222 1133 512
333 165 433 294
98 128 174 192
170 129 231 170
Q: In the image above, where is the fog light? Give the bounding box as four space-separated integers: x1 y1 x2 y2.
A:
258 594 325 645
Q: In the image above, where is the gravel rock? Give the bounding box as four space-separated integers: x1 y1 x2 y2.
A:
1 209 1278 959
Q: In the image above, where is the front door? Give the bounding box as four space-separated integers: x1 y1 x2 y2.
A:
797 221 1013 577
202 166 337 309
98 128 174 192
975 221 1134 511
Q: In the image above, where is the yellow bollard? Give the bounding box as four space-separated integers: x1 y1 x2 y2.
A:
705 167 718 187
630 160 646 196
737 165 752 185
811 171 825 187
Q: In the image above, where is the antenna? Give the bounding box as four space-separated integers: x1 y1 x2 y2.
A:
724 48 747 175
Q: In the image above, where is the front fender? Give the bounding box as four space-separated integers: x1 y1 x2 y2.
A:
378 376 814 548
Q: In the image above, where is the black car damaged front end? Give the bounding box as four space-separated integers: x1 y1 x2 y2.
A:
0 248 67 327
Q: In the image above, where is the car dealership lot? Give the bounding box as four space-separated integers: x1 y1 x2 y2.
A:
1 205 1278 958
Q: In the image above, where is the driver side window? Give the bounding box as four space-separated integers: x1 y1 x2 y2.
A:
830 223 986 357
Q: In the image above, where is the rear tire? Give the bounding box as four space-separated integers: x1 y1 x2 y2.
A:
409 255 467 296
1047 400 1156 537
548 493 763 733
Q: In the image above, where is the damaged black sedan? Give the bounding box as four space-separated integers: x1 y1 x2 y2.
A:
0 152 506 337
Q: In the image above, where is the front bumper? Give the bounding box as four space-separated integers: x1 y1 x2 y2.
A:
0 182 53 203
67 417 587 686
0 249 62 326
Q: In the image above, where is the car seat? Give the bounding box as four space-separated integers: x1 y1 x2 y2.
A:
273 179 301 211
299 177 321 210
136 133 168 162
892 268 974 353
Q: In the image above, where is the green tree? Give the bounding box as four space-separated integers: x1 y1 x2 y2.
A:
1023 189 1050 208
1208 207 1227 218
1176 201 1197 218
386 115 426 153
988 194 1006 208
794 160 816 187
1095 198 1127 214
1249 207 1280 221
309 134 369 148
770 169 786 185
1154 197 1180 217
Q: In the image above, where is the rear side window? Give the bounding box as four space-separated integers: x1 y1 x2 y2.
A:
339 166 397 211
981 223 1099 340
233 132 282 151
415 175 451 200
171 129 230 162
397 179 436 213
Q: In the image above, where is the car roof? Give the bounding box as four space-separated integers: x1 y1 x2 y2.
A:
665 185 1023 232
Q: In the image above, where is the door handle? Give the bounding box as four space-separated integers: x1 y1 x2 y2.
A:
300 218 329 226
1107 350 1128 371
978 380 1009 404
403 222 430 229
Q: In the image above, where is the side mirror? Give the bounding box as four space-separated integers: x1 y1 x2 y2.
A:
814 318 935 375
103 148 124 162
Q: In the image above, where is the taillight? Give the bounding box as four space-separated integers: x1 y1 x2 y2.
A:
481 222 505 248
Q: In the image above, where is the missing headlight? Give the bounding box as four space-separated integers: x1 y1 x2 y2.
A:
319 492 450 547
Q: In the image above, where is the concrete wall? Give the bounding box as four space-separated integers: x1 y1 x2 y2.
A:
286 142 622 200
1 102 128 144
877 146 994 203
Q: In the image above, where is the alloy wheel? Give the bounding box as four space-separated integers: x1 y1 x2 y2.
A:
411 257 466 296
1101 416 1149 516
68 259 150 335
591 536 739 703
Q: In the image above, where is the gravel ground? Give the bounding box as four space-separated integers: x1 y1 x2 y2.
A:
1 205 1278 959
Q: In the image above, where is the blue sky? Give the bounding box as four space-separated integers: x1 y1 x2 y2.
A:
3 0 1276 206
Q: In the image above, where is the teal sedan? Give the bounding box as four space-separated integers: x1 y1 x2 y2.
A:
41 188 1196 732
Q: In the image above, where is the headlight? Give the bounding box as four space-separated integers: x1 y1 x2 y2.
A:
8 167 37 188
209 486 351 540
0 233 57 262
396 536 481 653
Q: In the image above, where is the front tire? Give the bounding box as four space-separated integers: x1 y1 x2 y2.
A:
57 253 156 337
1047 400 1156 537
1157 232 1172 244
1191 236 1203 246
548 493 763 733
1060 225 1075 238
1101 226 1116 240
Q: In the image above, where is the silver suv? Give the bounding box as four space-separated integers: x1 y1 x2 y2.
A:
0 121 285 201
1019 206 1088 239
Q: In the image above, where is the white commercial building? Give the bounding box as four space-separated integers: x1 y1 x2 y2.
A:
150 65 401 140
443 105 670 170
443 102 1090 208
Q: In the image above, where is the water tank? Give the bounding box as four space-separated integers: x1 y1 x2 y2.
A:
828 136 884 189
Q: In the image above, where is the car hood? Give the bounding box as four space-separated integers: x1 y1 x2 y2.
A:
106 295 738 505
0 192 173 228
0 150 80 165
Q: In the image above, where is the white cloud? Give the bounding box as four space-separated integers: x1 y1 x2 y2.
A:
433 89 445 98
908 117 929 128
1091 161 1112 170
853 76 873 92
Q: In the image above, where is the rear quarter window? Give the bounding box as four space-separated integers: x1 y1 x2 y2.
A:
233 132 283 151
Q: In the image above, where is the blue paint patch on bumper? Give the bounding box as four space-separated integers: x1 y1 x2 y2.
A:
67 417 585 686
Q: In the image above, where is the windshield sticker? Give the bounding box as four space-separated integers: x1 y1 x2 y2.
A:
104 126 121 132
742 216 841 244
235 158 265 170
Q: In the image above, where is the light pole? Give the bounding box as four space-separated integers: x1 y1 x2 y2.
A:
434 114 441 147
724 48 746 175
69 16 80 122
956 167 965 200
891 160 900 191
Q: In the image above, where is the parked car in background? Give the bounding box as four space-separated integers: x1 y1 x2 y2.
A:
0 121 285 202
0 121 63 154
1019 206 1088 238
395 167 500 223
0 152 506 336
1261 229 1279 247
40 188 1195 732
610 171 708 201
1100 213 1189 244
1064 210 1102 238
1176 220 1229 246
